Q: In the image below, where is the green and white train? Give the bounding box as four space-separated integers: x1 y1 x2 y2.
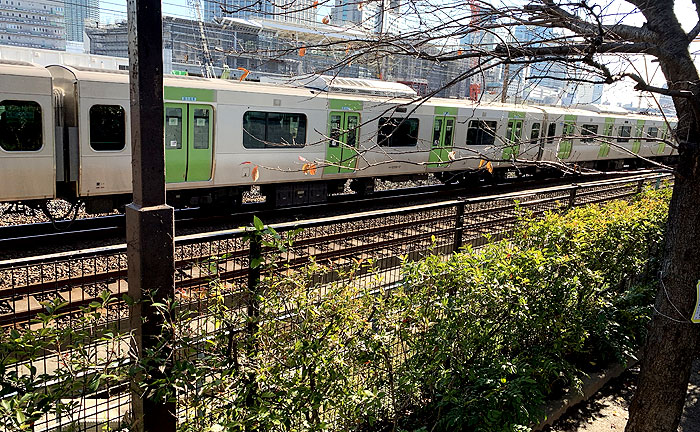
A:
0 61 676 212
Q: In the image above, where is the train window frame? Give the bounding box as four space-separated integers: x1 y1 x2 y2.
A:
192 107 211 150
466 120 498 147
0 99 43 152
89 104 126 152
546 122 557 144
581 124 598 143
563 122 575 137
378 117 420 147
647 126 659 139
505 119 523 143
530 122 541 141
165 106 184 150
243 111 307 149
617 125 632 142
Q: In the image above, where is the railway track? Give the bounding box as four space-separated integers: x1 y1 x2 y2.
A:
0 171 673 329
0 170 669 255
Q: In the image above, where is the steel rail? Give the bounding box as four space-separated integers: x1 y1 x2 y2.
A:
0 170 667 252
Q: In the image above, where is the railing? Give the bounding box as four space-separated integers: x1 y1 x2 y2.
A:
0 173 672 431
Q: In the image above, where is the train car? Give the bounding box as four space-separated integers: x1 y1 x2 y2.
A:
0 61 678 214
0 61 55 205
537 105 674 170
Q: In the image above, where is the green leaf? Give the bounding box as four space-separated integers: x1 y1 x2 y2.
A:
16 410 25 425
253 216 264 231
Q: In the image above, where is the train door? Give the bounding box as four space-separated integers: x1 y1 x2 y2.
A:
187 105 213 181
164 103 213 183
632 119 645 154
502 111 524 160
324 111 360 174
657 122 669 154
558 115 577 159
541 121 557 160
429 112 456 167
598 117 614 157
165 103 188 183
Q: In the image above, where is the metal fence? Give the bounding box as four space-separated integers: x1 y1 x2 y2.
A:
0 173 672 431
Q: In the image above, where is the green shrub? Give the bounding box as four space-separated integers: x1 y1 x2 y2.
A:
384 187 670 431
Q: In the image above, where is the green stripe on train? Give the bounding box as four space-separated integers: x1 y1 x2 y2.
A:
329 99 363 111
164 87 216 103
434 106 458 116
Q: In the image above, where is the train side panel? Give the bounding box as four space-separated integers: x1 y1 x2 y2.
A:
77 79 132 197
214 88 329 186
357 101 432 177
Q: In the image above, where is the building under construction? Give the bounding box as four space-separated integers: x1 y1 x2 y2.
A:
85 15 469 99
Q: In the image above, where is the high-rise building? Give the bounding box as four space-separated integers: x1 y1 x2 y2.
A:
64 0 98 42
203 0 314 25
330 0 362 26
330 0 400 33
0 0 65 50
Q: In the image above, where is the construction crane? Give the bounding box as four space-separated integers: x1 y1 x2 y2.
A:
467 0 482 101
187 0 216 78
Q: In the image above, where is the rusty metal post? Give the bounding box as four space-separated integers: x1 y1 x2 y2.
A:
567 186 578 210
125 1 176 431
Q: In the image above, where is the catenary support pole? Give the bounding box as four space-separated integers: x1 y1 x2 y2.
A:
126 0 176 431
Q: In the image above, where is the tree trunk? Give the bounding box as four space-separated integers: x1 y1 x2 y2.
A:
625 142 700 431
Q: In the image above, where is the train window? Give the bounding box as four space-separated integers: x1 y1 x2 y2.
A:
466 120 498 147
505 120 523 143
378 117 419 147
165 107 183 150
445 118 455 145
581 124 598 143
90 105 126 151
563 122 575 136
243 111 306 149
192 108 210 149
617 125 631 142
347 115 360 147
647 126 659 138
546 123 557 143
530 123 541 141
330 114 342 146
0 100 42 152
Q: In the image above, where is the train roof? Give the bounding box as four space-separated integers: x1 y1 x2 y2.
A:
0 61 52 96
0 61 52 79
31 65 678 122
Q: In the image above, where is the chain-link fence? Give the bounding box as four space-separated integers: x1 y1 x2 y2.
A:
0 174 672 431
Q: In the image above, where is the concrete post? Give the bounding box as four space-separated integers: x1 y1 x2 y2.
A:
126 0 176 431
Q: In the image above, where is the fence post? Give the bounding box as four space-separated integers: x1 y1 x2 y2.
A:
247 231 262 340
636 179 645 195
567 186 578 210
453 202 465 252
245 231 262 409
125 1 176 431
